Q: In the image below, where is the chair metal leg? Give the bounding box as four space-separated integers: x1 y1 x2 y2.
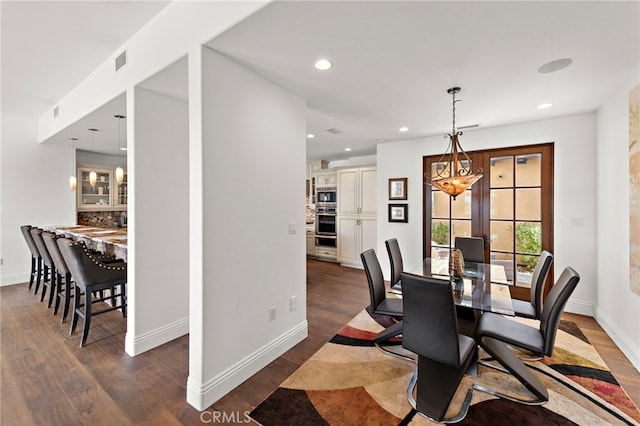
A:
373 321 416 362
407 368 474 424
473 337 548 406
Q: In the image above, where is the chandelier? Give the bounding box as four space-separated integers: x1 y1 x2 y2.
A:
429 87 482 200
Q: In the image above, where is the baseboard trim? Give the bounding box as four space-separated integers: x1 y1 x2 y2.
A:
1 273 26 287
125 316 189 356
565 299 594 317
594 307 640 372
186 320 308 411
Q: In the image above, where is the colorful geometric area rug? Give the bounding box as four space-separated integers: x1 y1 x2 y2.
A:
251 308 640 425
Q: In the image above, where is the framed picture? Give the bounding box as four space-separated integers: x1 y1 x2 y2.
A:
389 177 408 200
388 204 408 223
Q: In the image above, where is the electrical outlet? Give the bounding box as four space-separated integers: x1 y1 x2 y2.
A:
0 258 3 266
571 217 584 227
290 296 297 311
288 222 296 235
269 306 276 321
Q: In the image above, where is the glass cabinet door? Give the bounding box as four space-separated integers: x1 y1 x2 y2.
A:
116 172 128 206
78 168 111 207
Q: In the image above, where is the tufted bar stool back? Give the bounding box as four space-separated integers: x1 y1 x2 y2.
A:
57 238 127 347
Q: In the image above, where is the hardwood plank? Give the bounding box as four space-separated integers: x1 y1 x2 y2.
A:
1 258 638 425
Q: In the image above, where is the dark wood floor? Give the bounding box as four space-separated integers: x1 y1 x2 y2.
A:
2 259 638 425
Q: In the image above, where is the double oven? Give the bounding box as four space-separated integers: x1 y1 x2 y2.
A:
315 187 337 251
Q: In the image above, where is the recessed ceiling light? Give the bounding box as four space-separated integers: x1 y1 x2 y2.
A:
538 58 572 73
376 138 386 142
537 103 553 109
314 59 333 71
120 147 128 151
306 133 315 139
345 147 352 152
398 126 409 132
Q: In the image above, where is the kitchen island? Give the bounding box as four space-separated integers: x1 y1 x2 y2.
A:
45 225 128 261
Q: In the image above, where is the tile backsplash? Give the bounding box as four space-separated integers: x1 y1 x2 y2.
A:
77 211 126 228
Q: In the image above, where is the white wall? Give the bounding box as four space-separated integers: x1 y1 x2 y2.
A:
377 113 598 316
186 47 307 410
597 75 640 370
38 1 268 144
124 86 190 356
1 113 76 286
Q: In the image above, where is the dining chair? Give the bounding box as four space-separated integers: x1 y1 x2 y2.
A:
360 249 408 360
400 272 476 422
454 236 485 264
473 266 580 405
20 225 42 292
511 250 553 320
57 238 127 347
384 238 403 294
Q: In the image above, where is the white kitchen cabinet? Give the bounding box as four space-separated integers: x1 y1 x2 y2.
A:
337 166 377 268
337 216 376 268
315 170 337 187
337 167 376 216
306 231 316 256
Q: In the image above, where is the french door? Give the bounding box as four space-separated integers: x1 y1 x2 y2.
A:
423 143 554 301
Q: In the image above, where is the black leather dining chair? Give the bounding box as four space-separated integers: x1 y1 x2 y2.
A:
360 249 407 360
511 250 553 320
57 238 127 347
384 238 404 294
454 236 485 264
473 267 580 405
20 225 42 292
401 272 476 422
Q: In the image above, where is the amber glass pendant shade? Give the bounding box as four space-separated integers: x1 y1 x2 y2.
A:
89 171 97 187
69 176 77 191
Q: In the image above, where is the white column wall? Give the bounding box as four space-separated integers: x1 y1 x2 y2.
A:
1 113 76 286
186 47 307 410
125 87 190 355
597 75 640 370
377 113 598 316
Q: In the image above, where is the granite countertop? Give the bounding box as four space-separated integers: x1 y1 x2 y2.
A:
46 225 128 248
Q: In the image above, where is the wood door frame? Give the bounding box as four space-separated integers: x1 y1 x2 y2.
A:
423 142 554 302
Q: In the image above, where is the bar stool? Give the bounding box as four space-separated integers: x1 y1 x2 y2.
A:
42 232 74 321
30 227 56 307
20 225 42 292
57 238 127 347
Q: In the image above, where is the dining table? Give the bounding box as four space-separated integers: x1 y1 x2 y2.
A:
44 225 128 261
404 256 515 316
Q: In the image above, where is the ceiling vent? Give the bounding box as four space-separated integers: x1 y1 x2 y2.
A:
326 128 341 135
53 106 59 118
115 50 127 71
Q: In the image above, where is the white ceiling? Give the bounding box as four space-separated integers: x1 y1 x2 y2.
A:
2 1 639 161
